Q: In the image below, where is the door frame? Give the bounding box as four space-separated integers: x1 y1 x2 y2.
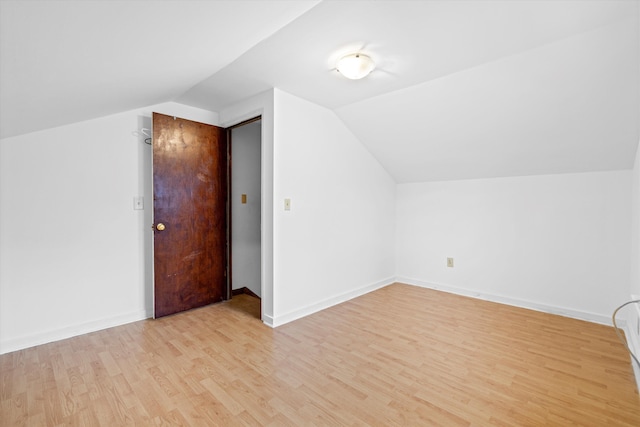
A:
226 116 262 307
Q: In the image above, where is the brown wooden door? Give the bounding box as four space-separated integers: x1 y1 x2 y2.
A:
152 113 228 318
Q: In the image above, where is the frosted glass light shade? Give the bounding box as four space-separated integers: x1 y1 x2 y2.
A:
336 53 375 80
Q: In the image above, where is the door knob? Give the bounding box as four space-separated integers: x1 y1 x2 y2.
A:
156 223 166 231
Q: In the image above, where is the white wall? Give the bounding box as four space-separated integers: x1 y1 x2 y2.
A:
220 88 397 327
396 171 632 324
631 145 640 298
0 102 218 354
231 121 262 297
626 144 640 385
271 90 396 325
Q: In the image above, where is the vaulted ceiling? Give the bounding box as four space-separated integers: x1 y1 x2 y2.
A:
1 0 638 183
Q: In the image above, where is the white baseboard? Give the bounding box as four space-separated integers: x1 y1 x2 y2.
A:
397 277 613 325
262 313 275 328
267 277 395 328
0 309 151 355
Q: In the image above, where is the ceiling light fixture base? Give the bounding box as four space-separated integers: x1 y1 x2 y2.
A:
336 53 375 80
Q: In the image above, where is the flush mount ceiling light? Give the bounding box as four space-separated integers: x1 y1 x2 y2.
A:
336 53 375 80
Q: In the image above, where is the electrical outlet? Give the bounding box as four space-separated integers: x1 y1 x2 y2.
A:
133 196 144 210
447 257 454 268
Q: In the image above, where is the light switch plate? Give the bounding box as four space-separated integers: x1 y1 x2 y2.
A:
284 198 291 211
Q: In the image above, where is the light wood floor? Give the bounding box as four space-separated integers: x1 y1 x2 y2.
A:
1 283 639 426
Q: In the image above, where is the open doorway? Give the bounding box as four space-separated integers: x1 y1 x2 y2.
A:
229 118 262 318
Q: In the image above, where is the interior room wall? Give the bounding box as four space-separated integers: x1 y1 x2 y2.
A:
270 89 396 326
626 143 640 385
396 170 632 324
631 143 640 298
231 121 262 297
0 102 219 354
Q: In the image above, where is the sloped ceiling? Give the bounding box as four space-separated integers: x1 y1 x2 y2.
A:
1 0 638 183
0 0 320 138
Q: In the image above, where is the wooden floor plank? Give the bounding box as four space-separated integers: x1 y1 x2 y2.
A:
1 283 639 426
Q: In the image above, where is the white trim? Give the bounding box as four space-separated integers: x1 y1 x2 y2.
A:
219 108 264 128
262 314 275 328
397 277 613 325
0 310 151 355
269 277 395 327
220 89 274 324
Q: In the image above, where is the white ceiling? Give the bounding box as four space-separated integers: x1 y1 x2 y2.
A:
0 0 320 138
1 0 638 183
